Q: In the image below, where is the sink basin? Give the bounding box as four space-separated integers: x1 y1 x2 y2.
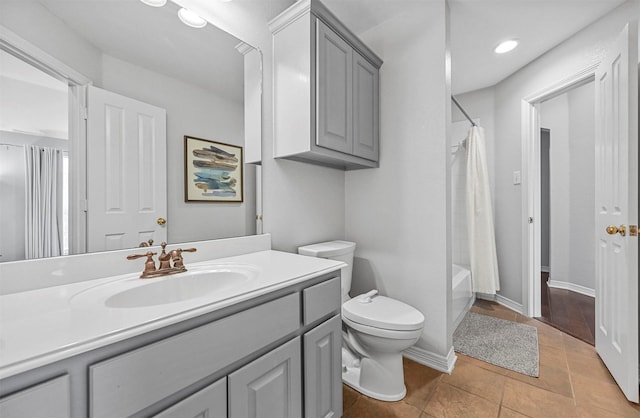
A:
106 269 254 308
71 264 259 309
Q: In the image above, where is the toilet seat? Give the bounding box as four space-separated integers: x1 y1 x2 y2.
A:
342 315 423 339
342 292 424 332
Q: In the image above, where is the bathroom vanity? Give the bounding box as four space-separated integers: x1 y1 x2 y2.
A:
0 235 343 418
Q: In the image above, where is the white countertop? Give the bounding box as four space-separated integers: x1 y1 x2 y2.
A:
0 250 343 380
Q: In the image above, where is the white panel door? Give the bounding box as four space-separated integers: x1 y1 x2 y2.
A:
86 86 167 252
316 19 353 154
594 22 638 403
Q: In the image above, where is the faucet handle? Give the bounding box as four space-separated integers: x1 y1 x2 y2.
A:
127 251 157 260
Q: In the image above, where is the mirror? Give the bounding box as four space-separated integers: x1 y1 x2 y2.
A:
0 0 260 262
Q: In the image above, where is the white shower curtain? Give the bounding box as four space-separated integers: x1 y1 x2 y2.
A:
24 145 63 259
465 126 500 294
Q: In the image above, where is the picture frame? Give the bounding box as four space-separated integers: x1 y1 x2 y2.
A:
184 136 243 202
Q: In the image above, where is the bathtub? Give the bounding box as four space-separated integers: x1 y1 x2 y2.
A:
452 264 474 329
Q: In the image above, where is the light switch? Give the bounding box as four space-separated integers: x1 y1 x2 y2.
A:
513 171 521 185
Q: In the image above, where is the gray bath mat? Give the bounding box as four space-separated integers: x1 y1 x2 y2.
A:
453 312 539 377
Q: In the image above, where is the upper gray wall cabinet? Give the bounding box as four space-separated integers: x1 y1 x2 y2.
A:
270 0 382 170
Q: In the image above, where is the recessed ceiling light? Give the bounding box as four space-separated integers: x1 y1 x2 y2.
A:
139 0 167 7
494 39 518 54
178 8 207 28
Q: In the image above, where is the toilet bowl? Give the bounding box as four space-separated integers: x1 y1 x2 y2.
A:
298 241 425 402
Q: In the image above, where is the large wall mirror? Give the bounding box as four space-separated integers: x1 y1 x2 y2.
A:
0 0 261 262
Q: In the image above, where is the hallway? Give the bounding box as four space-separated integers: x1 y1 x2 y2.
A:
536 272 595 346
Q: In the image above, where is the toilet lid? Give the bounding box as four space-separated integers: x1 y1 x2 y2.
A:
342 293 425 331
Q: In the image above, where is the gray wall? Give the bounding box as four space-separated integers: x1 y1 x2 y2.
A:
346 2 452 358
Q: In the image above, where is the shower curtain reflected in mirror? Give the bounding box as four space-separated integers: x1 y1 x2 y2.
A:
24 145 64 259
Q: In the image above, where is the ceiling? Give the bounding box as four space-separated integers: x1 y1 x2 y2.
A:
27 0 628 99
322 0 627 94
34 0 244 103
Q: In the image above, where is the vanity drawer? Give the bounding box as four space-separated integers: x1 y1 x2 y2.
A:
89 293 300 418
0 375 70 418
303 276 341 325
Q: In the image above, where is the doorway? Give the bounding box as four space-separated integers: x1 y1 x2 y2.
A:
533 83 597 345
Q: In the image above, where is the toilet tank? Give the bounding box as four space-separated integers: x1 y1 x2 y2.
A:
298 241 355 301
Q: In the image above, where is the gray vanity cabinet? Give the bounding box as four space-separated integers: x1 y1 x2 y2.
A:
304 315 343 418
228 337 302 417
153 378 227 418
0 272 342 418
271 0 382 170
0 375 70 418
316 20 380 163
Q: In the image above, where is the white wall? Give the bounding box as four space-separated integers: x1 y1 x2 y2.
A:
541 93 571 285
567 83 595 290
174 0 345 253
540 82 596 291
100 55 252 243
491 0 638 305
346 1 452 359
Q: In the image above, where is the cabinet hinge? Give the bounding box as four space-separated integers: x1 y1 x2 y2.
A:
528 217 534 224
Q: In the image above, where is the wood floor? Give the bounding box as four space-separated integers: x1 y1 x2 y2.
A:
536 272 595 346
342 300 640 418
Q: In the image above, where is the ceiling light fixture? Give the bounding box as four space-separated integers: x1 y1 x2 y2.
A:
178 8 207 28
139 0 167 7
494 39 518 54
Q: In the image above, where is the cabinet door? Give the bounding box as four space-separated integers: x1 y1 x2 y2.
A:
353 53 379 161
304 315 342 418
154 378 226 418
0 375 70 418
316 19 353 154
228 337 302 418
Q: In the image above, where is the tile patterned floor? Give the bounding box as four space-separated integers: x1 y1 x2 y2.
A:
342 300 640 418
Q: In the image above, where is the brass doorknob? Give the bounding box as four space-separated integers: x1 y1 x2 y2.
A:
157 217 167 226
606 225 626 236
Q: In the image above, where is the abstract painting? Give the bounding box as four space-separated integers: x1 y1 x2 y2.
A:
184 136 243 202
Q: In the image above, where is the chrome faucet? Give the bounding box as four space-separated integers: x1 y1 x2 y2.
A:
127 242 197 279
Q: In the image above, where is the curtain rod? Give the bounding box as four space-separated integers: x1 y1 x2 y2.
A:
451 96 477 127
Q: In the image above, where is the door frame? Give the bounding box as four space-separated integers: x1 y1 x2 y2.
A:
520 63 598 318
0 24 92 255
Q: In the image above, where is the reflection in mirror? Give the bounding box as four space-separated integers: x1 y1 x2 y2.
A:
0 0 260 262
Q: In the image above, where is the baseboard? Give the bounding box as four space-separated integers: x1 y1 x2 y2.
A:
476 293 525 315
404 345 457 374
541 266 550 273
547 279 595 298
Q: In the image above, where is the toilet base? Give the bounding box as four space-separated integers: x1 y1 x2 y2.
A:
342 364 407 402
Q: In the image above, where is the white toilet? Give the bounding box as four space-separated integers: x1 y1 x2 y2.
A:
298 240 425 402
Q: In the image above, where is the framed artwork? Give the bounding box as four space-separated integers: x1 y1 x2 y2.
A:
184 136 243 202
